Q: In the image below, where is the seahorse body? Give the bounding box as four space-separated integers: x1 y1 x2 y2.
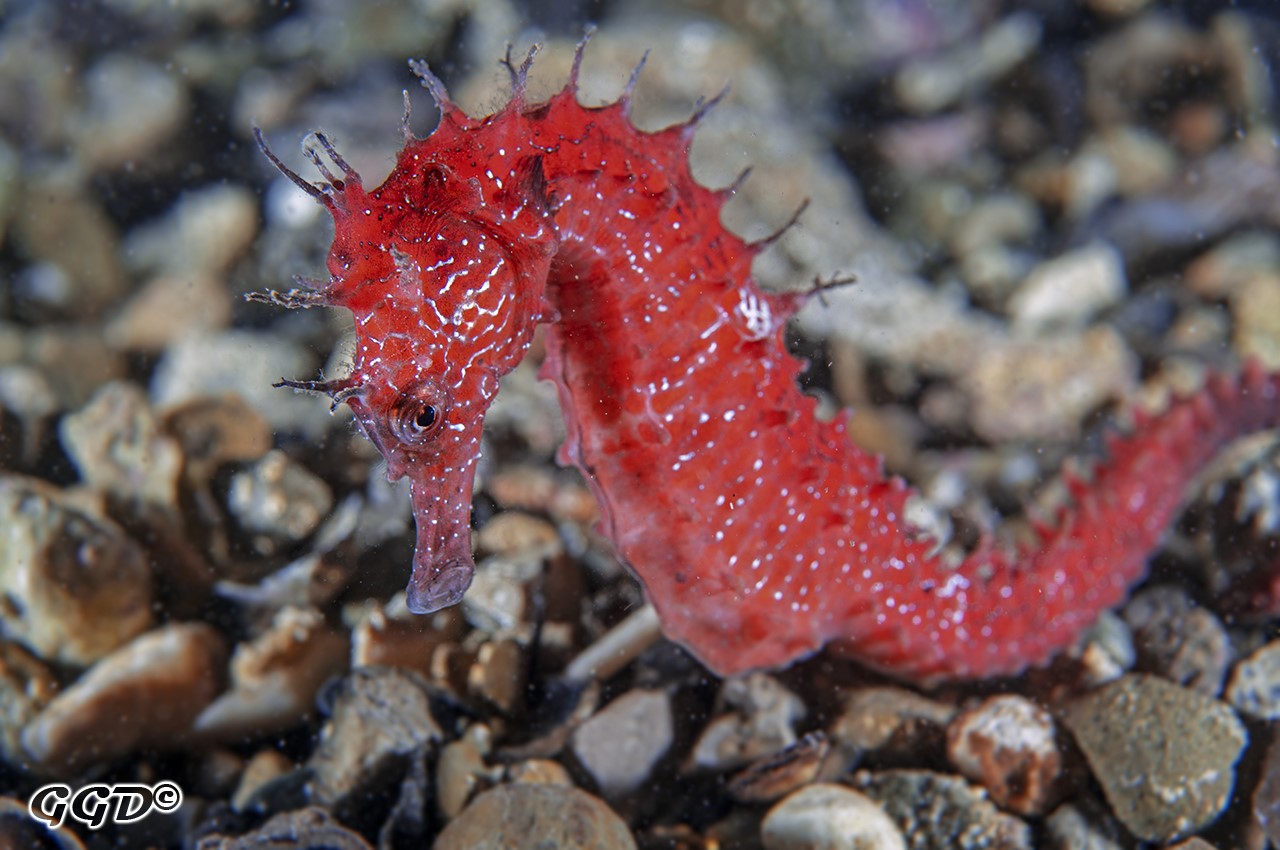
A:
266 40 1280 681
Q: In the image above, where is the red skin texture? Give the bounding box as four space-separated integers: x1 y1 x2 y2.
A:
280 48 1280 682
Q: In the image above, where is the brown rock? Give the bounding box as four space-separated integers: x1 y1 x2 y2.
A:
830 686 955 764
194 606 348 740
60 381 183 512
0 474 153 666
0 640 58 769
437 723 500 820
1063 674 1246 842
22 622 227 775
195 807 371 850
946 695 1061 816
762 783 906 850
689 674 806 772
857 769 1032 849
305 667 442 816
572 689 674 797
434 783 636 850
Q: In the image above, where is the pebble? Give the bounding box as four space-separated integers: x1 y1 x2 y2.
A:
1226 640 1280 720
437 723 501 820
728 732 830 804
72 55 188 171
59 381 184 512
22 622 227 776
572 688 674 797
104 271 235 353
230 748 295 812
856 769 1032 850
150 330 333 437
1008 242 1127 331
14 172 128 319
507 758 574 787
893 13 1041 115
304 667 442 817
761 783 906 850
1062 674 1246 843
830 686 956 765
1043 802 1128 850
167 388 269 460
0 795 87 850
195 806 372 850
194 606 348 740
1231 272 1280 369
434 783 636 850
1123 585 1232 696
946 695 1060 816
1254 732 1280 846
1077 610 1136 687
961 326 1136 442
1 324 128 411
121 184 259 275
689 673 806 771
467 634 528 714
0 640 58 769
227 449 334 552
349 600 465 680
0 474 154 666
1186 231 1280 299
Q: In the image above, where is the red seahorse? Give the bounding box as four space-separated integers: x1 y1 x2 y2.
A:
255 35 1280 681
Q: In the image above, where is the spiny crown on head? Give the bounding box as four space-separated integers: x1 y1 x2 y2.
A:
254 40 562 614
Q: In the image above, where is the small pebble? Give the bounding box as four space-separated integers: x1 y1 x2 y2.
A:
729 732 830 804
104 271 234 352
0 795 87 850
507 758 574 787
22 622 227 776
1226 640 1280 720
1124 585 1232 696
230 748 295 813
59 380 183 511
1063 674 1246 842
1009 242 1126 331
0 474 154 666
0 640 58 769
73 55 188 170
227 449 334 552
196 807 372 850
194 606 348 740
761 783 906 850
434 783 636 850
961 326 1136 442
946 695 1061 816
573 688 674 797
122 184 259 275
1044 802 1128 850
689 673 805 772
857 769 1032 850
1232 272 1280 370
13 173 127 318
436 723 500 820
150 330 332 437
467 634 528 714
829 686 955 764
305 667 442 818
1254 732 1280 846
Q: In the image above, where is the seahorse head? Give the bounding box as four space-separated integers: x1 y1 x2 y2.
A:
333 157 555 614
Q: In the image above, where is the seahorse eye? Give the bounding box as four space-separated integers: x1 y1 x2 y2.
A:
390 381 446 446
